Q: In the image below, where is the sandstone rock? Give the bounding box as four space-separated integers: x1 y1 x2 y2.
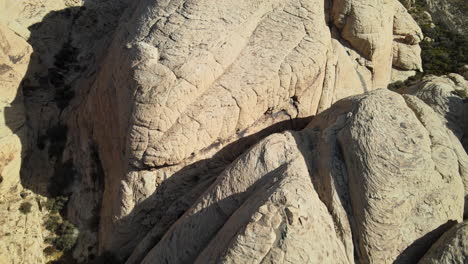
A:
139 133 350 264
127 89 465 263
398 75 468 217
0 23 30 196
399 75 467 139
3 0 445 263
0 191 48 264
77 0 423 257
391 68 417 83
0 0 130 262
419 221 468 264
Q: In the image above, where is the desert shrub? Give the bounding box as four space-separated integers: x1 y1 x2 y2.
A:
53 220 77 251
388 80 406 90
44 215 61 233
45 196 68 214
44 217 78 252
420 25 468 75
397 0 468 79
19 202 33 214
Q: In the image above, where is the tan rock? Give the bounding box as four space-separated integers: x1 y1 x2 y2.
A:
0 191 48 264
80 0 423 256
137 133 351 264
398 75 468 217
419 221 468 264
0 23 30 198
126 89 465 263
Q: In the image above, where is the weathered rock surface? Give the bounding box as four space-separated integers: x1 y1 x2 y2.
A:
0 0 129 262
421 0 467 34
419 221 468 264
398 74 468 216
0 22 30 196
0 191 48 264
126 89 466 263
6 0 468 263
74 0 423 258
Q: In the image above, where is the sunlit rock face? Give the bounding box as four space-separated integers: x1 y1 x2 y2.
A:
74 0 424 260
9 0 465 263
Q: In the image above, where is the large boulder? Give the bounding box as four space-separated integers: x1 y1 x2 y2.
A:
419 221 468 264
75 0 423 257
398 74 468 216
125 89 466 263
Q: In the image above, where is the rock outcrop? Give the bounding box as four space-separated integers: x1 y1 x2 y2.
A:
0 21 30 197
419 221 468 264
128 88 467 263
74 0 423 258
0 0 129 262
4 0 468 263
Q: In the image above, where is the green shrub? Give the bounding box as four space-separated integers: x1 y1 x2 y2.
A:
45 196 68 214
44 215 78 252
19 202 33 214
397 0 468 80
44 215 61 233
53 220 77 251
388 80 406 90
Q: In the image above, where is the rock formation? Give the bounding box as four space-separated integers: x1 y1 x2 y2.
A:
419 221 468 264
1 0 468 263
73 0 423 259
125 87 467 263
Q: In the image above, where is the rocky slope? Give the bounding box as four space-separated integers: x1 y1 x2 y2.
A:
0 0 467 263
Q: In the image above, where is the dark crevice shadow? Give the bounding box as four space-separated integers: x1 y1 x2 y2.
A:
395 220 458 263
443 95 468 152
290 102 359 264
5 5 86 198
3 1 128 263
136 163 287 264
106 116 313 262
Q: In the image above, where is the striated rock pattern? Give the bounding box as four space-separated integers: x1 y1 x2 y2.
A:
5 0 468 263
128 89 466 263
397 74 468 216
419 221 468 264
75 0 423 258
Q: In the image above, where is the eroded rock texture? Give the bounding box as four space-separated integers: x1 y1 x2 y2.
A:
6 0 468 263
74 0 423 258
419 221 468 264
127 89 467 264
0 0 130 262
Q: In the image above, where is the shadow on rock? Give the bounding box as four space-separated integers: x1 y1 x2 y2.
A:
3 0 128 262
109 116 313 262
